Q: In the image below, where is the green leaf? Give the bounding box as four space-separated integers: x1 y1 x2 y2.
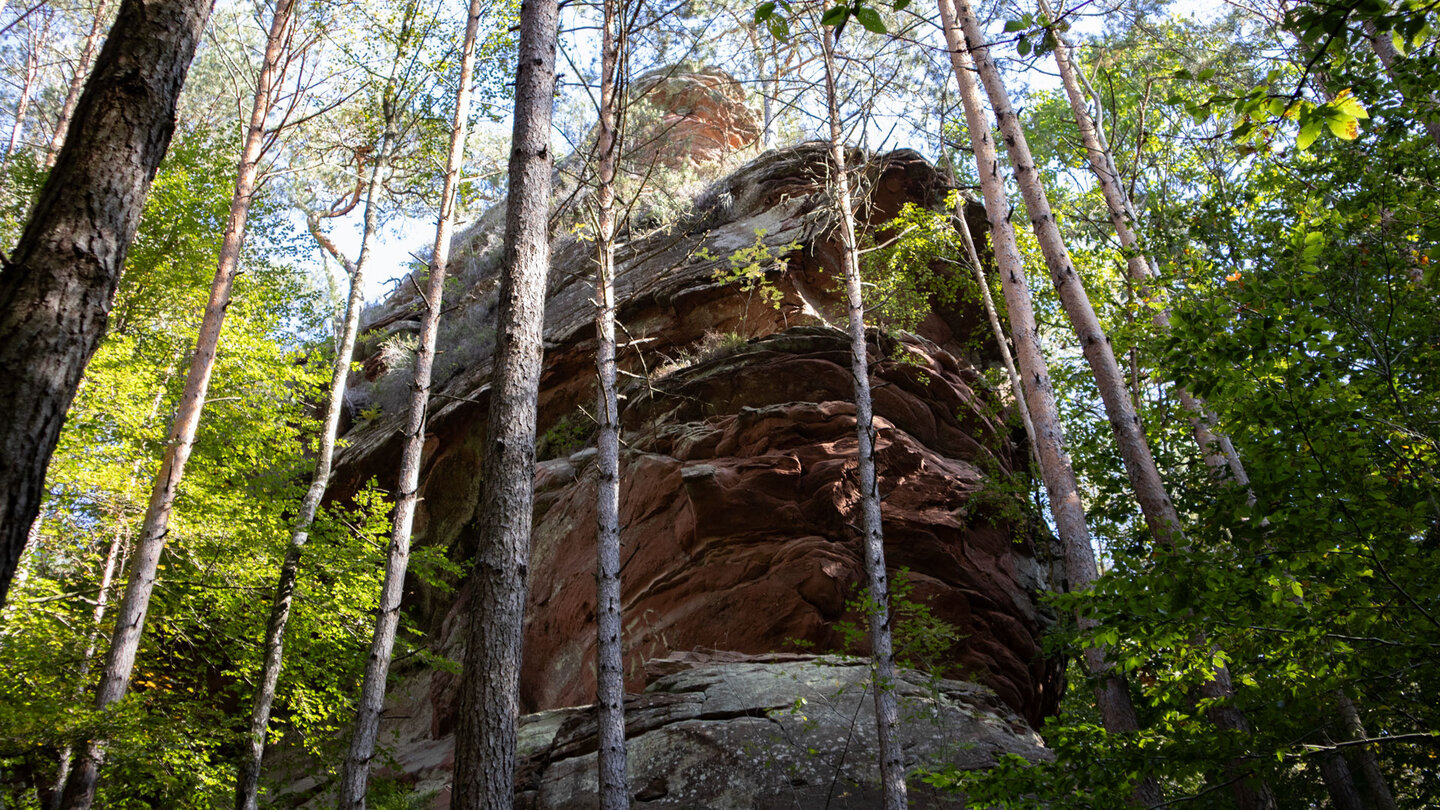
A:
1296 119 1322 150
892 0 909 10
766 15 789 40
1327 115 1360 140
854 5 886 33
820 4 849 26
754 2 776 23
1003 18 1028 32
1017 35 1031 56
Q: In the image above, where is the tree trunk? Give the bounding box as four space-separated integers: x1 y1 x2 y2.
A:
948 3 1273 806
950 0 1184 548
236 101 391 810
336 0 485 802
0 0 213 612
58 0 292 804
935 2 1161 803
1366 20 1440 150
449 0 558 804
45 0 113 165
592 0 629 806
819 25 906 810
6 10 50 155
49 524 126 810
1040 0 1249 487
952 196 1039 470
1336 691 1398 810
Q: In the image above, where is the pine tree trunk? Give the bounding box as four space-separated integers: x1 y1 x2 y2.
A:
935 3 1161 803
45 0 113 165
236 110 391 810
335 0 485 802
593 0 629 806
58 2 293 805
819 26 906 810
0 0 211 611
449 0 558 804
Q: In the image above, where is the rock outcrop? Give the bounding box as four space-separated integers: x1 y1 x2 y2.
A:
300 654 1050 809
304 67 1062 807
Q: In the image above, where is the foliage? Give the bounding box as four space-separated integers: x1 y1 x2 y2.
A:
859 193 975 330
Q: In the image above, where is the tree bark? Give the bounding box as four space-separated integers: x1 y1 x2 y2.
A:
820 25 906 810
951 0 1184 548
58 0 291 804
0 0 213 612
1040 0 1249 487
592 0 629 806
952 195 1039 470
1366 20 1440 150
45 0 113 165
936 2 1161 804
449 0 558 804
6 9 51 155
948 4 1274 807
1336 691 1398 810
336 0 485 803
236 89 390 810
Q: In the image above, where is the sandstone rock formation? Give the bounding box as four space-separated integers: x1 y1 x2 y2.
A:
303 67 1063 807
289 655 1050 809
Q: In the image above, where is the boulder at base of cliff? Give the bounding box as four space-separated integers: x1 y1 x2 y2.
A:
306 654 1049 809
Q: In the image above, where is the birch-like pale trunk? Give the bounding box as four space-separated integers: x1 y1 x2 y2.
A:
1040 0 1248 486
59 1 294 805
450 0 558 804
952 196 1038 469
53 366 175 810
6 11 49 155
49 525 125 810
592 0 629 806
819 25 906 810
936 3 1160 803
336 0 485 803
951 0 1184 547
1365 20 1440 150
46 0 113 165
236 121 393 810
950 4 1276 806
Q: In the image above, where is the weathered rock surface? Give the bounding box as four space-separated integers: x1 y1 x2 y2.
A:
281 655 1049 808
305 66 1064 807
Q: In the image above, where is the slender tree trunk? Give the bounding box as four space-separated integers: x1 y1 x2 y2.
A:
1040 0 1248 486
0 0 213 612
50 524 125 810
336 0 485 804
951 4 1276 807
1365 20 1440 150
951 0 1184 548
236 118 392 810
449 0 558 804
1318 745 1364 810
953 196 1039 470
592 0 629 806
58 1 293 804
6 11 50 155
936 3 1161 803
45 0 113 166
819 25 906 810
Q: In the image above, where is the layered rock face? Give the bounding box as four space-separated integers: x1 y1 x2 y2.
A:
315 68 1061 806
